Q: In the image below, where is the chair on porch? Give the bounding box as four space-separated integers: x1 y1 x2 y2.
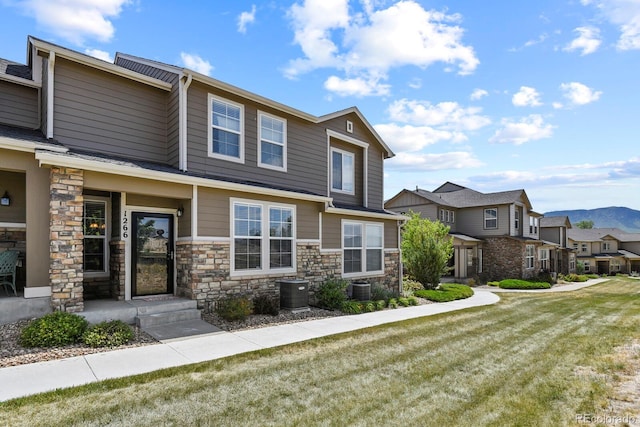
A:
0 250 19 296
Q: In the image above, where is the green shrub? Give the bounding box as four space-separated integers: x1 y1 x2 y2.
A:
487 281 500 287
341 300 363 314
316 277 349 310
252 294 279 316
407 296 419 306
82 320 133 348
397 297 411 307
370 284 397 301
19 311 88 348
388 298 398 309
498 279 551 289
216 296 253 321
562 273 588 282
586 274 599 279
414 283 474 302
402 278 424 295
363 301 376 313
375 300 387 310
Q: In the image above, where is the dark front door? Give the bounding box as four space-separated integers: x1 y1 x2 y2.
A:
132 212 174 297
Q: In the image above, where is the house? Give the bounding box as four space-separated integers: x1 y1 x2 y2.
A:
539 216 576 276
567 228 640 275
0 36 403 322
385 182 549 282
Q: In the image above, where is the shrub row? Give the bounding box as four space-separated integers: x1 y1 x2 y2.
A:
216 294 281 321
19 311 133 348
498 279 551 289
414 283 474 302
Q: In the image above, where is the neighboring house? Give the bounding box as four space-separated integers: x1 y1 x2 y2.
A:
385 182 546 281
539 216 576 276
567 228 640 275
0 36 403 319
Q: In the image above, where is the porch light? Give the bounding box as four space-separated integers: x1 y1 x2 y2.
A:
177 206 184 217
0 191 10 206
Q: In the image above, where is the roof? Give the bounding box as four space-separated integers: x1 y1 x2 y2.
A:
409 183 532 209
0 58 31 80
114 52 394 159
567 228 627 242
540 216 572 228
0 124 65 150
450 233 482 243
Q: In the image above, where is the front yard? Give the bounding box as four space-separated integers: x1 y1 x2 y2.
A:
1 277 639 426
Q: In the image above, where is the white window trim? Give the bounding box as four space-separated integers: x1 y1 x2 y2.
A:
230 198 296 277
341 220 384 278
84 196 110 278
330 147 355 195
484 207 498 229
525 244 535 269
539 248 549 270
258 111 287 172
208 94 245 164
602 242 611 252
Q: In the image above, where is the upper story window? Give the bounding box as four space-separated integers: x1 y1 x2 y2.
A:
514 210 520 230
331 148 355 194
602 241 611 252
343 221 383 276
581 243 588 253
529 216 538 234
439 209 454 223
209 95 244 163
83 199 108 275
573 242 578 250
259 112 286 171
484 208 498 229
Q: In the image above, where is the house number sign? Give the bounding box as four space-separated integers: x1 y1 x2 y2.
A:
122 212 129 239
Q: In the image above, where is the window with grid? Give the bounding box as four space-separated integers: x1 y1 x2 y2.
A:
514 210 519 230
525 245 535 269
602 242 611 251
210 95 243 161
484 208 497 229
259 113 286 170
539 248 549 270
83 200 107 274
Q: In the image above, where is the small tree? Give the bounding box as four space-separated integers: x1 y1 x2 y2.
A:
401 212 454 290
575 220 594 229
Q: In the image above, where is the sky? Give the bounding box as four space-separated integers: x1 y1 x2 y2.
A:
1 0 639 213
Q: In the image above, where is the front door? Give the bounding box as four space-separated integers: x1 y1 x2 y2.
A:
131 212 174 297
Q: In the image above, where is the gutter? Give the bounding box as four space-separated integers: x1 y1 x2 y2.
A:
179 72 193 171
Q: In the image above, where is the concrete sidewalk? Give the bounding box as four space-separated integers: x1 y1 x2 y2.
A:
0 290 500 402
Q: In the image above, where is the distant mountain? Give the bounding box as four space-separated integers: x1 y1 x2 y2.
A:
544 207 640 233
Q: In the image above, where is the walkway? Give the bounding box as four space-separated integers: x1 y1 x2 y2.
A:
0 290 499 401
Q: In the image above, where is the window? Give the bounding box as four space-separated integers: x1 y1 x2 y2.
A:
84 200 107 274
259 112 286 171
583 260 591 272
569 254 576 271
573 242 578 250
343 221 383 275
514 210 520 230
484 208 498 229
209 95 244 162
611 260 621 271
439 209 445 222
450 211 455 223
581 243 588 253
525 245 535 269
539 248 549 270
232 200 294 274
529 216 538 234
331 148 355 194
602 242 611 252
466 248 474 267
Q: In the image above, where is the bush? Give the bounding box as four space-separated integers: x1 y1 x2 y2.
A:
498 279 551 289
388 298 398 309
375 300 387 310
397 297 411 307
402 278 424 295
487 281 500 287
315 277 349 310
341 300 363 314
371 284 397 301
252 294 279 316
216 296 253 321
414 283 474 302
562 273 588 283
82 320 133 348
20 311 88 348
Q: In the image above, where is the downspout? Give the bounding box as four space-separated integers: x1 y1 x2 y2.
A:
179 72 193 171
46 51 55 139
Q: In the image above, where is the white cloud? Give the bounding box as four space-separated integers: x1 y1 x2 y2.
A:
85 48 113 62
387 99 491 131
238 5 256 34
180 53 214 76
509 33 549 52
324 75 390 97
10 0 131 45
470 88 488 100
512 86 543 107
386 151 483 171
559 82 602 106
374 123 460 152
583 0 640 50
285 0 478 95
490 114 554 145
563 26 602 55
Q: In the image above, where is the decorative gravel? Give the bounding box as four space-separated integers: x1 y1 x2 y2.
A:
0 307 345 368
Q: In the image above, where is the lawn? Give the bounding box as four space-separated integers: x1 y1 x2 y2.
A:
1 278 639 426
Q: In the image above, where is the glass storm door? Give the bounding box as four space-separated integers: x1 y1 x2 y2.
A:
131 212 174 297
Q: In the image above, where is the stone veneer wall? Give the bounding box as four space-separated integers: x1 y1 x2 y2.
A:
109 240 126 300
482 237 538 281
49 167 84 312
176 240 401 310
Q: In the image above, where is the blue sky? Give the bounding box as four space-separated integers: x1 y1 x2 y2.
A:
1 0 639 213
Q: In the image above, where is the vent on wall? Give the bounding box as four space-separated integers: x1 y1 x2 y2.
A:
346 120 353 133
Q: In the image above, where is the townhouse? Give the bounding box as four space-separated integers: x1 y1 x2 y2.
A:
567 228 640 275
0 36 403 321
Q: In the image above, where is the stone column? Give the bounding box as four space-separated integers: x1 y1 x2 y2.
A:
49 167 84 312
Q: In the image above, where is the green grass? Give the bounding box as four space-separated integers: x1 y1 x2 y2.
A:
498 279 552 289
1 278 639 426
414 283 474 302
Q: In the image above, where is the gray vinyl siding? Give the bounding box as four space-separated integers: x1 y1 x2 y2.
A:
540 227 560 245
322 213 398 250
53 58 168 163
621 241 640 254
115 58 181 168
185 82 327 195
0 80 39 129
385 192 439 218
456 205 511 237
197 187 321 239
